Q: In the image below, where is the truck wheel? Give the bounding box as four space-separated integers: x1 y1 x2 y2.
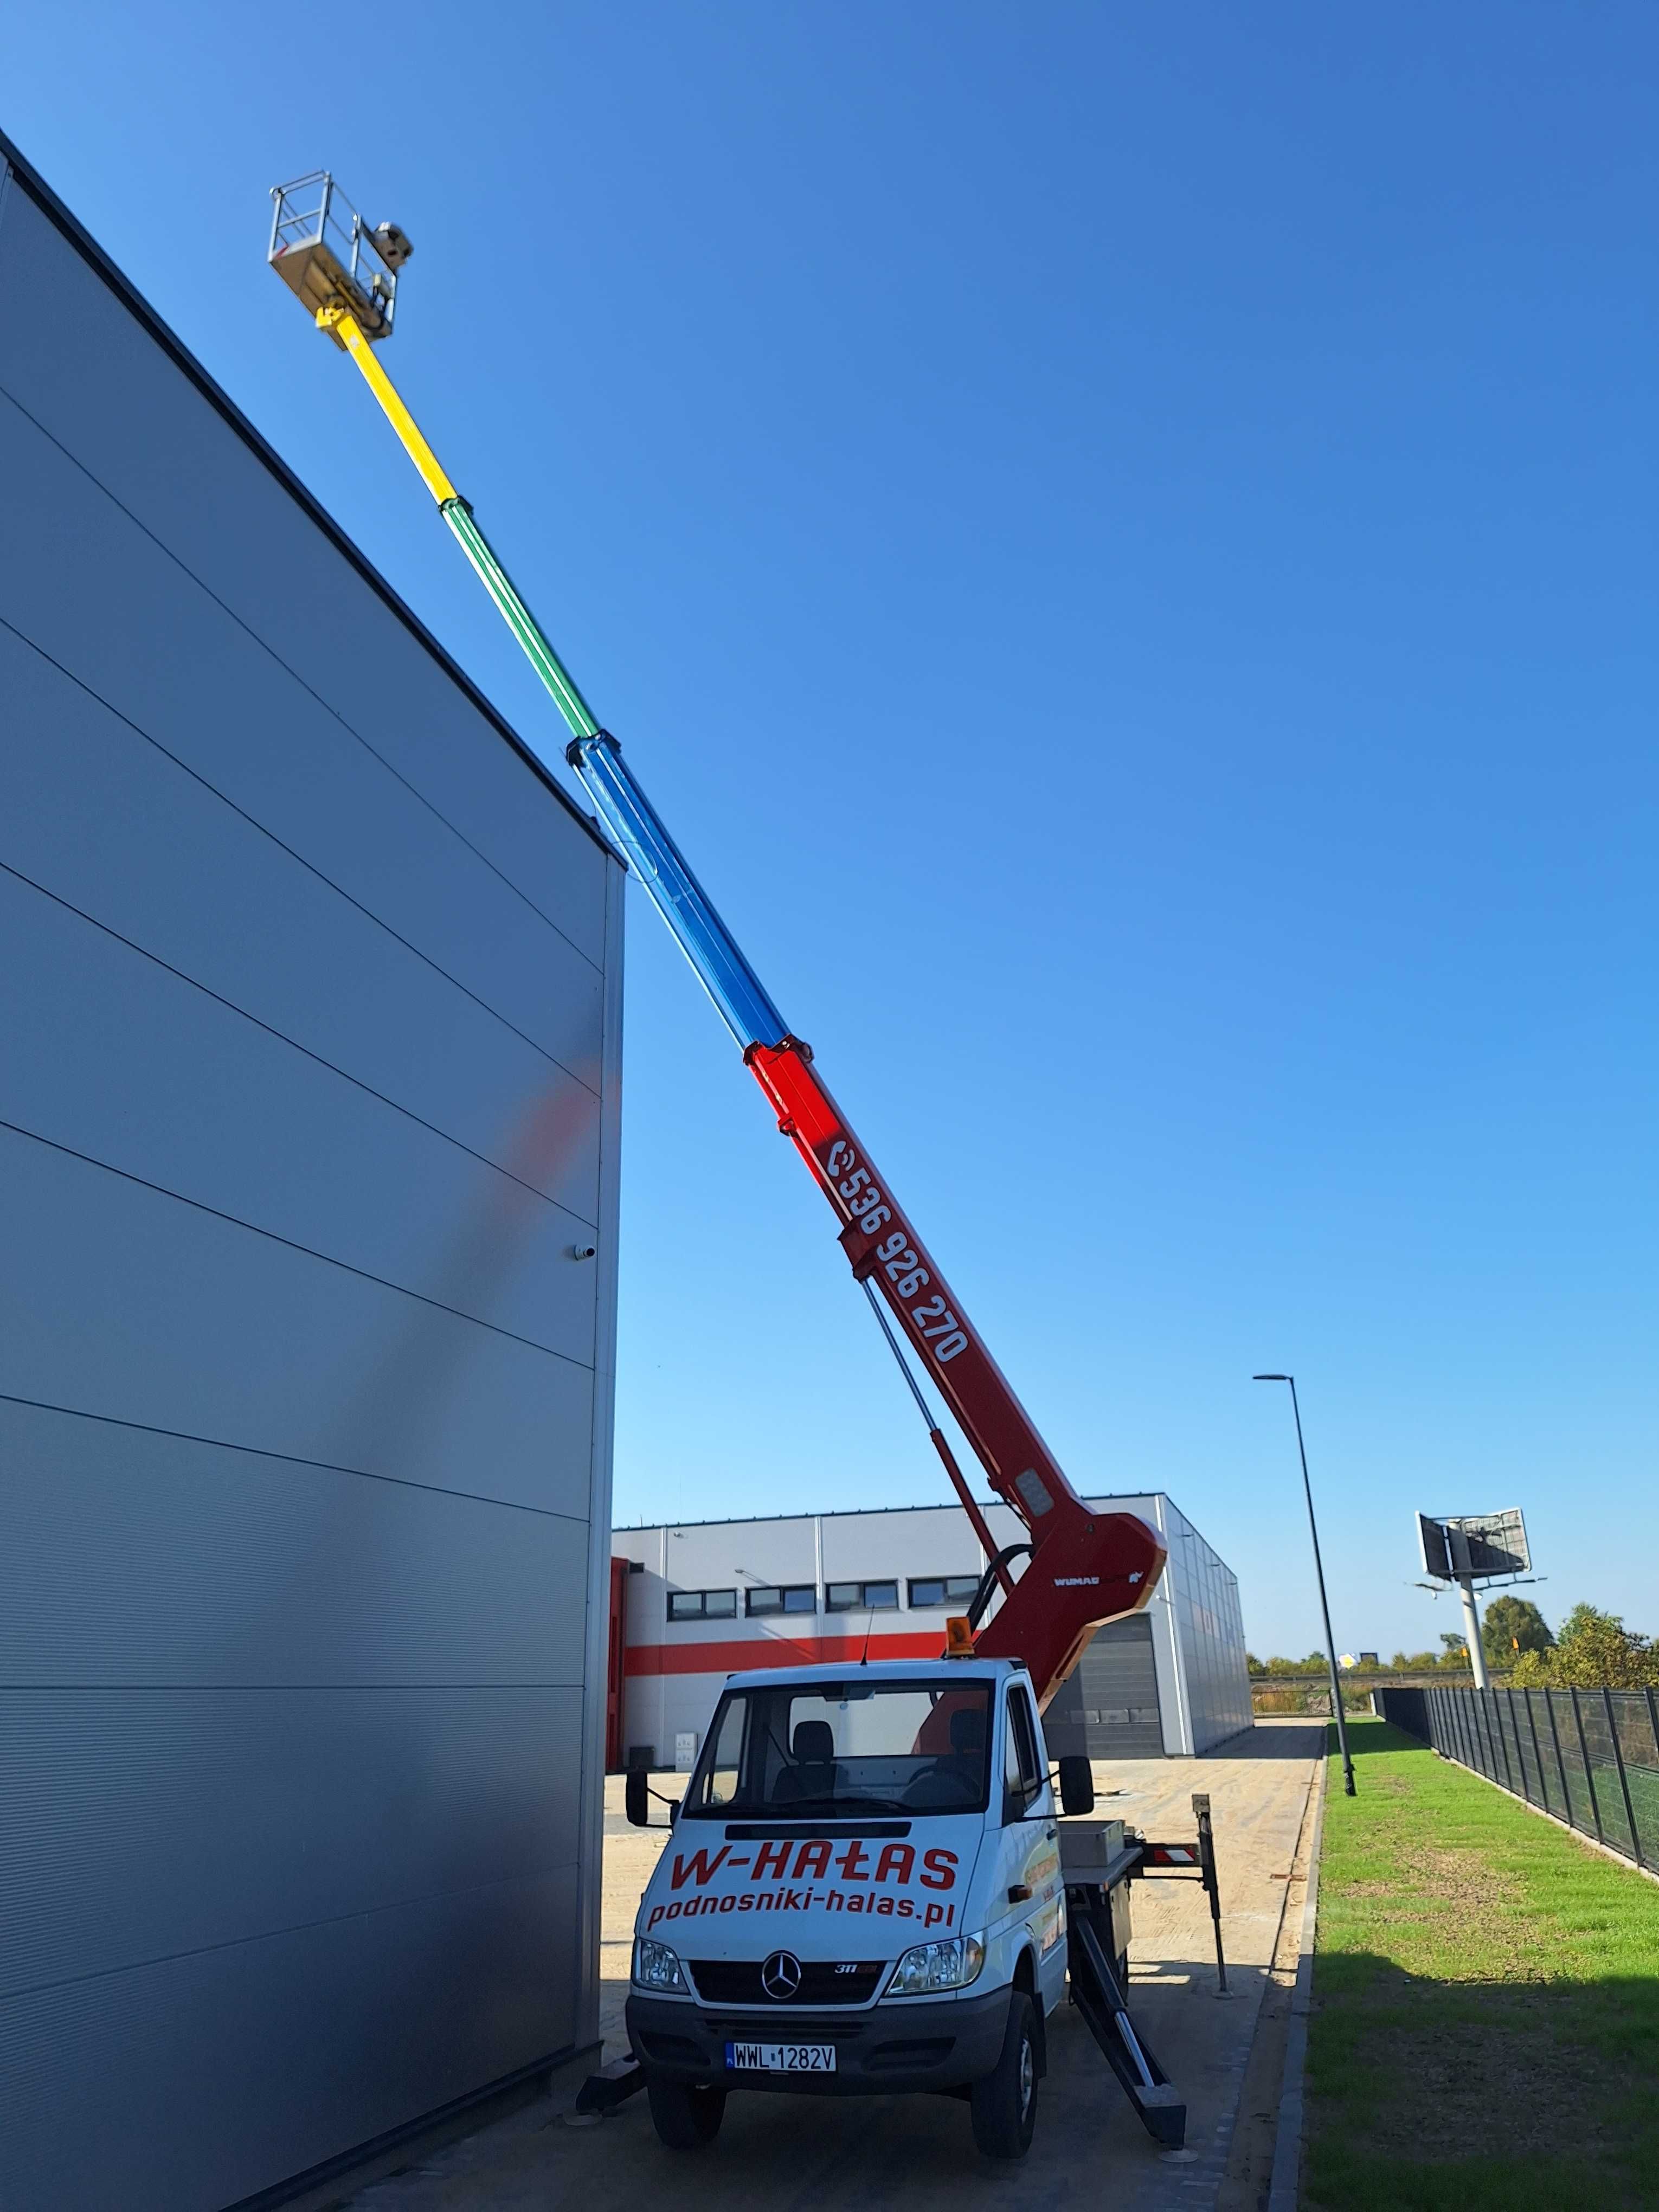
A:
645 2076 726 2149
969 1991 1039 2159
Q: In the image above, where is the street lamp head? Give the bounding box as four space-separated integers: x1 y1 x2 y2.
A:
1252 1373 1289 1383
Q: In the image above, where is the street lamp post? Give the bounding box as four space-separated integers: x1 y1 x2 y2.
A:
1252 1374 1356 1798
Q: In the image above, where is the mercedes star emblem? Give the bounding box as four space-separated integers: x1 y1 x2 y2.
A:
760 1949 802 2001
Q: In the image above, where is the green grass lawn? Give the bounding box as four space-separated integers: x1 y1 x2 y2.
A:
1306 1716 1659 2210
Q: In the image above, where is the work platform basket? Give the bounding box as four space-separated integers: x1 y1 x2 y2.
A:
268 172 409 342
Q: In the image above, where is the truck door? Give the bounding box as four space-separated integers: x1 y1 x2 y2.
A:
998 1683 1066 2010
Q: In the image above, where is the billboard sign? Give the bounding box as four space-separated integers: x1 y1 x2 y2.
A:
1417 1509 1530 1585
1417 1513 1453 1581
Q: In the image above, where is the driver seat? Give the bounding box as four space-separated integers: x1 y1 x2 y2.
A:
904 1707 986 1809
773 1718 840 1803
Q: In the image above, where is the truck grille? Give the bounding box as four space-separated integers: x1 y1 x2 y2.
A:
688 1959 886 2006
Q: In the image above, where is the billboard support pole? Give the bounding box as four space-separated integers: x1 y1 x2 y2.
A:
1458 1576 1491 1690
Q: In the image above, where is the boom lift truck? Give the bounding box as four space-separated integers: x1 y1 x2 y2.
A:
268 174 1229 2162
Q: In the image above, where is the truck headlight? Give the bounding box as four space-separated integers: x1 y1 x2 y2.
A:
632 1937 686 1993
887 1934 986 1995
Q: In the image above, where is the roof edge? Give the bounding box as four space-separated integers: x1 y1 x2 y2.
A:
613 1493 1169 1533
0 126 617 858
716 1657 1015 1683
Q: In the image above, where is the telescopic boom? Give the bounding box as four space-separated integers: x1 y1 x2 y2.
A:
269 179 1165 1705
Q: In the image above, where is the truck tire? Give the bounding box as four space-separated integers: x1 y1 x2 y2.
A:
969 1991 1039 2159
645 2076 726 2149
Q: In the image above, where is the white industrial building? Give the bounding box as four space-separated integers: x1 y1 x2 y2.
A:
612 1494 1250 1768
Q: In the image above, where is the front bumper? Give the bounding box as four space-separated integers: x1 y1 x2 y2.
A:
626 1987 1012 2095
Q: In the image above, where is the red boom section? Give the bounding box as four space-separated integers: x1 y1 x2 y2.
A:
747 1038 1167 1707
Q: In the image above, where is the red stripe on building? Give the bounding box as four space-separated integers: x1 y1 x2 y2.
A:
625 1631 946 1677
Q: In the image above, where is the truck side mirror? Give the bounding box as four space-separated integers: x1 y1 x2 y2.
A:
625 1767 650 1827
1057 1755 1095 1816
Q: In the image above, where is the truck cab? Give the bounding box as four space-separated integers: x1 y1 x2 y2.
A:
625 1655 1093 2158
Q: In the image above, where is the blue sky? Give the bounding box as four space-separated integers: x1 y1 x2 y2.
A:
5 1 1654 1657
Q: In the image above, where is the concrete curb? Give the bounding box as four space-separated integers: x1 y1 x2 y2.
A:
1265 1751 1328 2212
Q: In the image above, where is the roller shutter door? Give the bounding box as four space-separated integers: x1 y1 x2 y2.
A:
1042 1615 1164 1758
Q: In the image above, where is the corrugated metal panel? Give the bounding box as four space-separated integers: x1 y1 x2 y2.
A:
2 1868 578 2212
1157 1498 1252 1753
0 1128 597 1514
0 152 620 2211
0 870 599 1353
0 630 602 1219
0 395 606 1068
1 1687 583 1995
0 1400 588 1688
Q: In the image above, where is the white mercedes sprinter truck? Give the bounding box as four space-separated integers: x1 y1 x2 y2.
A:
625 1655 1097 2158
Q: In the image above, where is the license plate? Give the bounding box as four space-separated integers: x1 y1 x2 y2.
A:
725 2040 837 2074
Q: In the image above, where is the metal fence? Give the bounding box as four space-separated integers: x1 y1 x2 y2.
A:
1372 1682 1659 1874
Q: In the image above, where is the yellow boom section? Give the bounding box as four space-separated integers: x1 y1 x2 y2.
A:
318 305 458 506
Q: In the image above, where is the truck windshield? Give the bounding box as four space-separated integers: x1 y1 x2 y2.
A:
681 1679 993 1819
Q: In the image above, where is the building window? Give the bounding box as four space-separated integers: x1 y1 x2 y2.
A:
908 1575 981 1610
666 1589 738 1622
825 1580 899 1613
745 1584 817 1617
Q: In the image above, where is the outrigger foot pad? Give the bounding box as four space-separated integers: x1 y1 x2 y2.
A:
1065 1886 1189 2150
1134 2082 1187 2149
573 2055 646 2118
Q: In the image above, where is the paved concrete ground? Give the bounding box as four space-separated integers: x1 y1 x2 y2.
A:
341 1722 1321 2212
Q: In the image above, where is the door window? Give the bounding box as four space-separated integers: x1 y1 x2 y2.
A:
1002 1687 1044 1823
701 1692 745 1807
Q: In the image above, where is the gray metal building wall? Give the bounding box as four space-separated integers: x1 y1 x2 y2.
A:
0 143 623 2211
1156 1494 1252 1753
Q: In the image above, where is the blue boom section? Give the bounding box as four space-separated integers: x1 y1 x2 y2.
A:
568 730 789 1052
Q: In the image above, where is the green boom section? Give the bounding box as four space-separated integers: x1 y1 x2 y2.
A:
440 497 600 741
436 484 789 1044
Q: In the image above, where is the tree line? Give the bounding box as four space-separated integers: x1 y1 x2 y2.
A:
1248 1599 1659 1690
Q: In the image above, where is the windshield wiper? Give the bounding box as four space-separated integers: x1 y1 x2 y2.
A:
763 1793 912 1816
